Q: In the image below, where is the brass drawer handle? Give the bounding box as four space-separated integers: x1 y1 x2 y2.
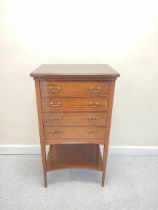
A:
88 116 98 121
49 102 61 107
50 117 61 121
51 129 61 134
49 86 61 91
87 129 97 134
89 86 101 92
88 101 100 107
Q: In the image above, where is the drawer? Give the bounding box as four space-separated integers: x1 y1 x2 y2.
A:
42 112 107 126
42 97 108 112
44 126 105 139
40 81 110 97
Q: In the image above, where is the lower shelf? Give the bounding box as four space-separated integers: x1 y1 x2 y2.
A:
46 143 102 171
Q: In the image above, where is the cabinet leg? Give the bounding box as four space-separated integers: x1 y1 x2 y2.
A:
43 170 47 188
35 81 48 187
41 150 47 188
102 170 105 187
101 146 108 187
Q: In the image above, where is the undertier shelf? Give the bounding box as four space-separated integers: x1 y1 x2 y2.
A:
46 143 102 171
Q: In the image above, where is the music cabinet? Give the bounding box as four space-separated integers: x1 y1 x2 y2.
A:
30 64 119 187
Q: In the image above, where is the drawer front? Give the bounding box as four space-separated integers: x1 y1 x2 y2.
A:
40 81 110 97
42 97 108 111
42 112 107 126
44 126 105 139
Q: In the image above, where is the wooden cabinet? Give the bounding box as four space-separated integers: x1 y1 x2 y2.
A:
30 64 119 187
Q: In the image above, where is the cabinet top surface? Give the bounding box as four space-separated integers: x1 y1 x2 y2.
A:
30 64 120 80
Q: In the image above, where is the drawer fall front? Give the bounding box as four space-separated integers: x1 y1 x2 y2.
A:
42 112 107 126
41 97 108 112
40 81 110 97
44 126 105 139
42 112 107 145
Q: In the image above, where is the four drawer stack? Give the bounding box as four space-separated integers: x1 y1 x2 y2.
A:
40 81 110 145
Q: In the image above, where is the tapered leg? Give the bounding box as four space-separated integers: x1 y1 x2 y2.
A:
102 145 108 187
35 80 48 187
101 81 115 187
41 148 47 188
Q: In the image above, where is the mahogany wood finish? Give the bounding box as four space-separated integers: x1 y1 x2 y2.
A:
30 64 119 187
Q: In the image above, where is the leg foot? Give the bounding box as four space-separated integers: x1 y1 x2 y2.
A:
41 150 47 188
102 171 105 187
44 171 47 188
102 146 108 187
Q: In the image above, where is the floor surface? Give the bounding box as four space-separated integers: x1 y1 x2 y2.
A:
0 155 158 210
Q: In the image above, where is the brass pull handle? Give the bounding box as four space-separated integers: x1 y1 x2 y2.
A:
51 129 61 134
50 117 61 121
49 86 61 91
88 101 100 107
89 86 101 92
87 130 97 134
88 116 98 121
49 102 61 107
